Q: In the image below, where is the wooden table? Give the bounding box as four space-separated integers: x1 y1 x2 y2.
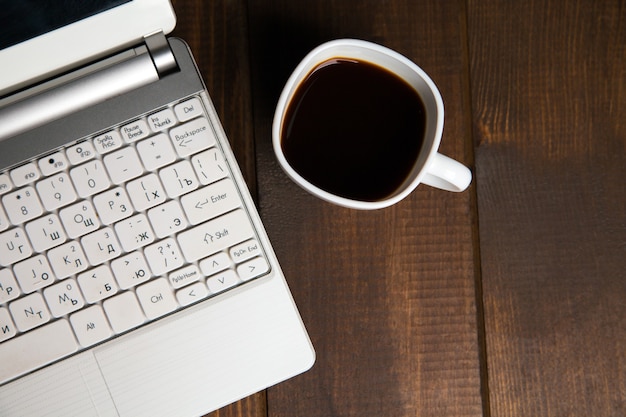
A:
171 1 626 416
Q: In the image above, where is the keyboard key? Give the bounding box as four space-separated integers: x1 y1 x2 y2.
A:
0 269 20 304
178 209 254 262
120 119 150 143
0 319 78 385
237 257 270 281
174 97 202 122
147 108 176 132
103 292 145 333
13 255 55 294
2 186 43 225
59 201 100 238
38 152 69 176
144 238 184 276
199 252 232 276
36 172 78 211
66 141 96 165
170 117 215 157
9 292 51 332
206 270 239 294
92 187 133 225
159 160 199 198
70 305 113 347
191 148 229 185
103 147 143 184
43 279 85 318
77 265 118 303
169 264 201 289
81 227 122 265
25 214 67 252
230 239 262 264
137 133 177 171
110 252 151 289
114 213 155 252
10 162 40 187
176 281 209 306
0 173 13 195
126 173 167 211
0 227 32 267
0 307 16 342
180 178 241 225
147 200 188 238
0 205 9 231
47 242 88 279
70 160 111 198
136 278 178 319
93 130 123 154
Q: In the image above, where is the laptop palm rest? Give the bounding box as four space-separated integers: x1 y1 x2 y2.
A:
0 276 313 417
98 275 314 417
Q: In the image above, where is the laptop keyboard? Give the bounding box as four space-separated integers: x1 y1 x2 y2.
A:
0 95 270 384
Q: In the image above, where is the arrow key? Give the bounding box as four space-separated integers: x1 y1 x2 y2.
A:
237 257 270 281
176 281 209 306
199 252 232 276
206 270 239 294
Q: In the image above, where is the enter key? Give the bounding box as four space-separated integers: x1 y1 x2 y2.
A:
180 178 241 225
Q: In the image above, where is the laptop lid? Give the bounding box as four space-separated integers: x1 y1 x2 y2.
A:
0 0 176 97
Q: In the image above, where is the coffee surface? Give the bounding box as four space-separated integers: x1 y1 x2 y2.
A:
281 58 426 202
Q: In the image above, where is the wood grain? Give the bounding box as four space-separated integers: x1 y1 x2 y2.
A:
468 0 626 415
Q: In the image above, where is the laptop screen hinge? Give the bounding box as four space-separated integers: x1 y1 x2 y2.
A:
144 31 179 77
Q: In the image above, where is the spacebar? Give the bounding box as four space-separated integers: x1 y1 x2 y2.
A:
0 319 78 384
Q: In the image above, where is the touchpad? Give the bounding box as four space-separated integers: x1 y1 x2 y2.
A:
94 316 217 417
0 352 118 417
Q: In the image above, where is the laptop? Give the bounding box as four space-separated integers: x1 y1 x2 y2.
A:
0 1 315 416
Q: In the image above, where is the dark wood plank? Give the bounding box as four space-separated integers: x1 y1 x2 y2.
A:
246 1 483 416
468 0 626 415
171 1 266 416
171 0 257 193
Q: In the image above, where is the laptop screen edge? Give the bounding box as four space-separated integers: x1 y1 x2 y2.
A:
0 0 177 97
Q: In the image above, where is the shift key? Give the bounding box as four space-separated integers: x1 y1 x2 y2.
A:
177 209 254 262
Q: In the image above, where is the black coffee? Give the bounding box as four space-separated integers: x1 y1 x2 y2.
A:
281 58 426 202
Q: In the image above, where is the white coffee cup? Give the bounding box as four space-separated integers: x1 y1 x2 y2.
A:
272 39 472 210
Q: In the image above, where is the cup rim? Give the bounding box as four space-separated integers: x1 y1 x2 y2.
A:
272 38 444 210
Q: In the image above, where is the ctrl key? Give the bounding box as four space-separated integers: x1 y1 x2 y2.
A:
0 319 78 384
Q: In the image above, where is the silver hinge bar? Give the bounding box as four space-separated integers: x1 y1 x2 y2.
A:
0 52 160 141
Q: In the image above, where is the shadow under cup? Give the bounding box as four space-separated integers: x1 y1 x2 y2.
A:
273 39 455 210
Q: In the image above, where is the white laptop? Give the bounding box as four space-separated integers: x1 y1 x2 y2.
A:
0 1 315 416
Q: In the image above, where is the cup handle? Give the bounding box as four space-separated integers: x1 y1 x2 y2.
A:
421 153 472 192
